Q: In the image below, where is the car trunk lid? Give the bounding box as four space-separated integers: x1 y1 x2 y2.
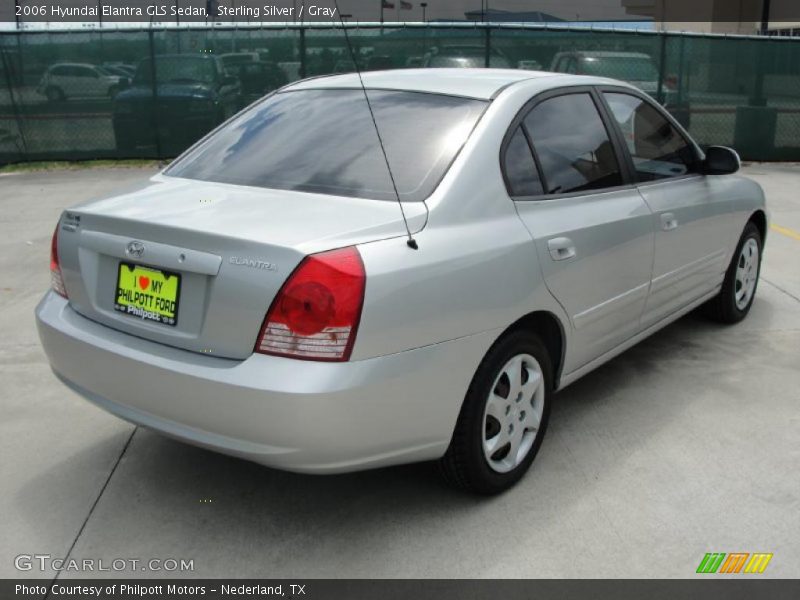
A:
57 175 426 359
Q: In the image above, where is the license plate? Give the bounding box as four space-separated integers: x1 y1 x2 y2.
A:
114 262 181 327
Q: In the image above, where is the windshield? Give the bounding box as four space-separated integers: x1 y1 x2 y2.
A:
134 57 217 85
166 89 487 202
581 57 659 81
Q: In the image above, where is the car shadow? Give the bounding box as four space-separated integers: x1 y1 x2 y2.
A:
14 304 767 577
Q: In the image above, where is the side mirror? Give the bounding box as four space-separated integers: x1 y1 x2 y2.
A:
703 146 740 175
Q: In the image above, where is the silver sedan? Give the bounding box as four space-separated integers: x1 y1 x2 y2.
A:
36 69 767 494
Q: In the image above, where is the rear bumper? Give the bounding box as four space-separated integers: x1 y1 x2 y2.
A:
36 292 496 473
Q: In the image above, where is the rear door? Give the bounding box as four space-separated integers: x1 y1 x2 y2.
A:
507 88 655 370
599 88 733 328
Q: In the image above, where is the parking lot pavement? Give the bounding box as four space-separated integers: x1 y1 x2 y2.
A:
1 164 799 579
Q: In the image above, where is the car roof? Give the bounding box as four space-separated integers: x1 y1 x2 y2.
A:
50 63 97 68
285 68 563 100
558 51 653 59
149 53 218 61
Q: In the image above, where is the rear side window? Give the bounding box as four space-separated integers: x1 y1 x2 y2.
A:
502 127 543 197
167 89 487 202
524 93 623 194
603 92 697 182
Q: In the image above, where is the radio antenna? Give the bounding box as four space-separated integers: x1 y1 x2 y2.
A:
331 2 419 250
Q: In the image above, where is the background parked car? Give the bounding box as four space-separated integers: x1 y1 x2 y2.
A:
220 52 260 66
366 55 394 70
333 59 355 74
221 53 288 104
112 54 242 156
423 45 513 68
550 52 661 89
101 63 136 79
37 63 126 102
517 59 544 71
549 51 690 126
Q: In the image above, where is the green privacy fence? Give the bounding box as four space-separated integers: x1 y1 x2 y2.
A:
2 23 800 165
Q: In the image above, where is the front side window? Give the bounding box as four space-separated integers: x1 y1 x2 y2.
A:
167 89 487 202
604 92 697 182
502 127 543 197
524 93 623 194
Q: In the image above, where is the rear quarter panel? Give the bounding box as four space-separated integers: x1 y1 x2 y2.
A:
352 77 573 368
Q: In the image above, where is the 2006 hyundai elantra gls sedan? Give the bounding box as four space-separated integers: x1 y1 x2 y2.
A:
36 69 767 494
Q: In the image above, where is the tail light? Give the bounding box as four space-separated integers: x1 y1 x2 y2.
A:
50 224 68 298
664 75 678 91
255 246 365 362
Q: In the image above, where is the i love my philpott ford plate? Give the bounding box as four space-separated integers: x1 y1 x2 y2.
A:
114 262 181 327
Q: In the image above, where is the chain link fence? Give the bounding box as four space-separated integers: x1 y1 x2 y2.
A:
2 23 800 165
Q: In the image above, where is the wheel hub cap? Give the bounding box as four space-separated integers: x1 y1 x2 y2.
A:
482 353 545 474
734 238 759 310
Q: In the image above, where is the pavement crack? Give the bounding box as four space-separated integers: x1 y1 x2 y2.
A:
42 427 137 598
762 277 800 304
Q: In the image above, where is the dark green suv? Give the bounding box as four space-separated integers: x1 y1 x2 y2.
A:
113 54 242 156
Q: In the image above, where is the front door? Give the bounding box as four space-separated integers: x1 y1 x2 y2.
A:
600 90 733 328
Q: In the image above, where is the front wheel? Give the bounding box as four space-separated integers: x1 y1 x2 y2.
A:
704 221 762 323
440 330 552 495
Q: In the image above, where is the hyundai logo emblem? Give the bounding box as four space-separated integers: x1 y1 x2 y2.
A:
126 241 145 258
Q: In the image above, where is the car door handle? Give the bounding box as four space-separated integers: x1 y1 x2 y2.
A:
661 212 679 231
547 237 576 261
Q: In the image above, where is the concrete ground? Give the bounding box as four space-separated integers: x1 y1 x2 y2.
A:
0 164 798 579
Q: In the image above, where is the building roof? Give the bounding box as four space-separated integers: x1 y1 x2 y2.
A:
462 9 564 22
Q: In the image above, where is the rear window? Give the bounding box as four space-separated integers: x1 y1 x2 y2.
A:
166 89 487 202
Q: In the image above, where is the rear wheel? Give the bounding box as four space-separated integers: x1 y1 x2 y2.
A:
440 330 552 494
704 221 762 323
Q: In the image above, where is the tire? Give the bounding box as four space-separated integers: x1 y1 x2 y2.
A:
45 86 65 102
704 221 762 324
440 330 553 495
